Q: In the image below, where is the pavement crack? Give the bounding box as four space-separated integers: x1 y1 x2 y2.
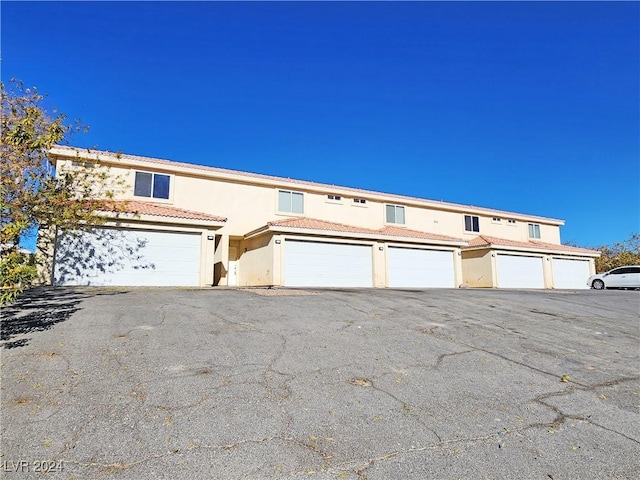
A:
367 383 443 443
343 302 371 317
57 415 97 457
533 383 640 444
62 448 180 473
432 350 474 369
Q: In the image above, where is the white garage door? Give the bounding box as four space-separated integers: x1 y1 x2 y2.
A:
54 228 201 286
496 254 544 289
388 247 455 288
552 258 591 289
284 240 373 287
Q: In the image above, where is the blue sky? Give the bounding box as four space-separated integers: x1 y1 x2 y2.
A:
3 1 638 248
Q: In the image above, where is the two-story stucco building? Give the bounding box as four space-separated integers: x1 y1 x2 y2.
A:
47 146 599 290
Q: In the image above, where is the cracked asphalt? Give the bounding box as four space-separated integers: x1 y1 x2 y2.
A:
1 287 639 479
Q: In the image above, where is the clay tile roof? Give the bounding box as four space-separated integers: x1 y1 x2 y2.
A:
466 235 600 255
378 225 464 242
268 217 371 234
267 217 466 243
104 201 227 222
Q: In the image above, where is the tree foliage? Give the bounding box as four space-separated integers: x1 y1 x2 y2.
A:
594 233 640 273
1 79 121 304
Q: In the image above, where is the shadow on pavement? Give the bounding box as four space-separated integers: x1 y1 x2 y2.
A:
0 287 127 349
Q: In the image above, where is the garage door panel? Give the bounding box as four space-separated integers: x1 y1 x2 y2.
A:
54 228 201 287
284 240 373 287
388 247 455 288
496 254 544 289
553 258 590 289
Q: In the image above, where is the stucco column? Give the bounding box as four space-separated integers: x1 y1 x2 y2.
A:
490 252 499 287
214 234 230 286
588 258 596 276
202 229 217 286
35 227 56 285
543 255 554 289
453 248 463 288
272 235 283 286
373 242 386 288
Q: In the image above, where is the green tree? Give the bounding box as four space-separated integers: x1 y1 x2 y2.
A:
594 233 640 273
1 79 121 304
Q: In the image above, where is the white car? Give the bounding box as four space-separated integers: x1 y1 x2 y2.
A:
587 266 640 290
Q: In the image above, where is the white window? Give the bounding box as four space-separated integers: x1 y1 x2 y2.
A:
464 215 480 233
353 198 366 204
327 194 342 201
507 219 517 225
492 217 501 223
386 204 405 224
278 190 304 214
134 172 170 199
528 223 541 239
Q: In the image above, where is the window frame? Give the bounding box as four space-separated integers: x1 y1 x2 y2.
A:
352 198 367 207
134 171 172 200
528 223 541 239
385 204 406 225
277 189 305 214
464 215 480 233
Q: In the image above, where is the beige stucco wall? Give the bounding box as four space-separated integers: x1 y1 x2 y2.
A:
238 234 274 286
53 151 598 291
461 250 494 288
54 156 564 246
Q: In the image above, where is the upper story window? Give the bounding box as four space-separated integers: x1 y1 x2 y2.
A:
278 190 304 214
528 223 541 239
464 215 480 233
134 172 170 199
327 194 342 201
353 198 366 204
386 204 405 224
507 219 517 225
492 217 501 223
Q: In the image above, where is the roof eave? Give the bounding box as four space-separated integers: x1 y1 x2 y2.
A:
264 225 467 246
98 211 227 228
463 243 600 257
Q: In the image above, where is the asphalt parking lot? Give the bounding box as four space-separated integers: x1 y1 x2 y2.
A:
1 287 639 479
